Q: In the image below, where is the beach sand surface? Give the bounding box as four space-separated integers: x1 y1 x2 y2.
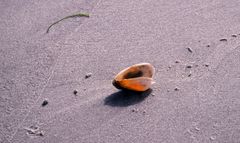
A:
1 0 240 143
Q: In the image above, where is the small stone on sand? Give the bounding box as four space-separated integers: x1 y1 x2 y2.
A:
85 73 92 79
204 64 209 67
186 65 192 68
39 131 44 136
175 61 180 63
219 38 227 42
131 109 138 112
187 47 193 53
73 90 78 95
41 99 48 107
231 34 237 37
174 88 179 91
206 45 210 47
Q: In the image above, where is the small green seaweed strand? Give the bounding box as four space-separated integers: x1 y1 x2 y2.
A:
46 13 89 33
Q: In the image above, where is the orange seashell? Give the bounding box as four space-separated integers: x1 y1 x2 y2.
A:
112 63 155 92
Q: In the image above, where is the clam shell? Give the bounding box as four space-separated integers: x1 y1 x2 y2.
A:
112 63 155 92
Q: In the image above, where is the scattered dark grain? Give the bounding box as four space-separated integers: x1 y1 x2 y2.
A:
219 38 227 42
41 99 48 107
187 47 193 53
85 73 92 79
73 90 78 95
204 64 209 67
174 88 179 91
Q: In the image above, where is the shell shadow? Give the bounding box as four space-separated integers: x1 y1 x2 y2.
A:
104 89 152 107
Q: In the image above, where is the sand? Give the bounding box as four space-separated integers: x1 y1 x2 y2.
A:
1 0 240 143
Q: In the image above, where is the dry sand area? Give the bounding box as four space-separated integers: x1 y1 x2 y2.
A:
1 0 240 143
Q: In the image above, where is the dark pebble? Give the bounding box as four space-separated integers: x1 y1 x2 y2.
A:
219 39 227 42
41 100 48 107
39 132 44 136
186 65 192 68
174 88 179 91
175 61 180 63
188 74 192 77
85 73 92 79
231 35 237 37
187 47 193 53
206 45 210 47
73 90 78 95
131 109 138 112
204 64 209 67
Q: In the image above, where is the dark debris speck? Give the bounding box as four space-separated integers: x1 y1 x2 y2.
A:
174 88 179 91
85 73 92 79
73 90 78 95
131 109 138 113
204 64 209 67
231 35 237 38
187 47 193 53
41 100 48 107
186 65 192 68
206 45 210 47
219 38 227 42
175 61 180 63
39 132 44 136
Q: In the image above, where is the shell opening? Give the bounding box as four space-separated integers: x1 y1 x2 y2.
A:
124 71 143 79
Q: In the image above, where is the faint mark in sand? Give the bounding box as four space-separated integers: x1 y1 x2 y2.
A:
210 135 216 141
199 43 240 81
24 126 44 137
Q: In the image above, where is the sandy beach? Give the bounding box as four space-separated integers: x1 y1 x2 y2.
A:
1 0 240 142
